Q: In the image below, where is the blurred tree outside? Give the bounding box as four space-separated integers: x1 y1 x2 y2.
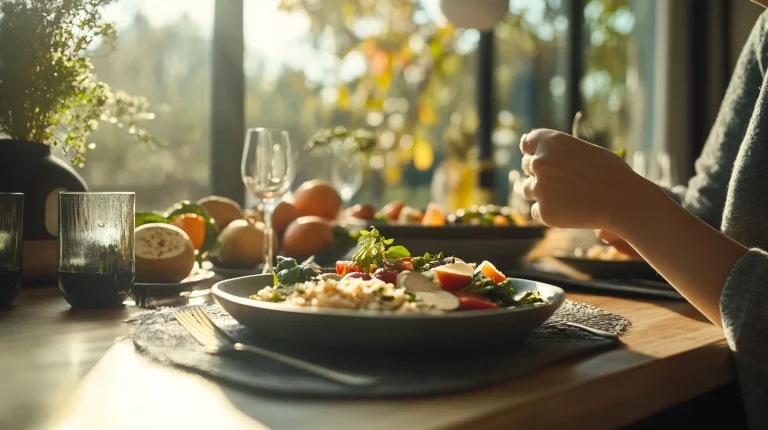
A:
77 0 646 211
247 0 574 208
85 9 212 211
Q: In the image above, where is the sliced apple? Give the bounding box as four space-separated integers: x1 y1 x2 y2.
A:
417 291 460 311
432 262 475 292
396 271 441 293
475 260 506 283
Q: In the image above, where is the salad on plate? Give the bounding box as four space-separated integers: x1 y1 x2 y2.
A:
250 227 544 313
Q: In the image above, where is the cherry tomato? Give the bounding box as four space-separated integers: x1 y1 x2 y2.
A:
336 261 361 275
372 269 398 284
455 291 498 310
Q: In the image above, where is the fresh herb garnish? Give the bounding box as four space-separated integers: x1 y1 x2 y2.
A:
385 245 410 262
411 252 458 272
460 274 542 307
405 292 418 303
380 295 395 302
351 227 410 274
269 292 284 303
517 291 544 305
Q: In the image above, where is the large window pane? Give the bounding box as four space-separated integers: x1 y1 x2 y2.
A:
494 0 571 203
244 0 479 209
582 0 658 176
80 0 214 211
243 0 582 209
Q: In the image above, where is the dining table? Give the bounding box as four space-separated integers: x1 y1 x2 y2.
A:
0 277 744 430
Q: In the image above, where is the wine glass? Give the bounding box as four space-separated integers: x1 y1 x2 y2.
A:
331 137 364 205
241 128 293 274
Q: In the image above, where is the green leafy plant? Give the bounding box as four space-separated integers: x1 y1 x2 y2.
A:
0 0 161 166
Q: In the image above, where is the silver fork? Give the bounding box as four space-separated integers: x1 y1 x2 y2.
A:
173 308 379 386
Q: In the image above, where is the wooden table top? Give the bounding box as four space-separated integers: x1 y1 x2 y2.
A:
0 285 732 430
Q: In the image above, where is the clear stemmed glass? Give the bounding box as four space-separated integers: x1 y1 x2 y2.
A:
241 128 293 274
331 137 364 205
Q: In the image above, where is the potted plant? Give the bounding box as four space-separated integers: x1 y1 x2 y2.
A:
0 0 159 279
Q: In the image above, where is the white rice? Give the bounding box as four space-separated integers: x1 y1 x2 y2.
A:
251 278 440 313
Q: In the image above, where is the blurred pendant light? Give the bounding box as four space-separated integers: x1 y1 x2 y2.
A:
439 0 508 30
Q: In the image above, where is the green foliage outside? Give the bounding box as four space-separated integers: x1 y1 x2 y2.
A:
0 0 160 166
80 0 640 210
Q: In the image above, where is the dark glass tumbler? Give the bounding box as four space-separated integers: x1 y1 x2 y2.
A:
0 193 23 306
57 192 135 309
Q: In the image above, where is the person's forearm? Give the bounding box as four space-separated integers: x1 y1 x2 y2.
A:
608 179 748 326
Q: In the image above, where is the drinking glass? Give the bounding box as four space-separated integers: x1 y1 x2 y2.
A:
57 192 135 309
241 128 293 274
331 137 364 205
0 193 23 306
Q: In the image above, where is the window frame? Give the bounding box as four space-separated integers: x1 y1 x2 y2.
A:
210 0 586 204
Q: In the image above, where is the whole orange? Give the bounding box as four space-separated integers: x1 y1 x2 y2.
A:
293 180 342 221
172 214 206 250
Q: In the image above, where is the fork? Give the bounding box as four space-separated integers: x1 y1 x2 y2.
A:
173 308 379 386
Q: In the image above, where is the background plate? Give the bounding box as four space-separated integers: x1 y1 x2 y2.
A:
553 255 658 280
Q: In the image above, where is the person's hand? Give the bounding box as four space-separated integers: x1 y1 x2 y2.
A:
594 229 642 259
520 129 648 231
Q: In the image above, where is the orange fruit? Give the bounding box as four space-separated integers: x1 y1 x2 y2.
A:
510 214 529 226
421 203 446 226
172 214 206 250
492 215 510 226
475 260 507 283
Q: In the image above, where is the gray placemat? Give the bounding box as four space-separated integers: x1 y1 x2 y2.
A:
126 300 630 398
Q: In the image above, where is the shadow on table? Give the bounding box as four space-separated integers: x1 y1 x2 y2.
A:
211 345 650 429
0 305 16 320
58 307 133 323
561 287 711 324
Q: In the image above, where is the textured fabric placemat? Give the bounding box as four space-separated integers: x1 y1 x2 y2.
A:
126 300 630 398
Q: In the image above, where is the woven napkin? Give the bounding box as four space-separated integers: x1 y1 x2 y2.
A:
126 300 630 398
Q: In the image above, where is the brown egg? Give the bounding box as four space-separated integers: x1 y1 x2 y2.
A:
216 219 277 268
282 216 333 259
198 196 243 229
346 203 375 221
293 180 342 221
272 201 299 234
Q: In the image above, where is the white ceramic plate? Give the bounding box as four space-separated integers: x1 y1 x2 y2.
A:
212 274 565 350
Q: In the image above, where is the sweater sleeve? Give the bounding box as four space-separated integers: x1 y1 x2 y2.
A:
669 11 768 228
720 249 768 429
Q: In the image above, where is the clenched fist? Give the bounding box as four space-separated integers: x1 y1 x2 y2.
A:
519 129 649 231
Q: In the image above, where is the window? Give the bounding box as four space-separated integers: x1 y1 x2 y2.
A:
582 0 660 179
75 0 660 211
82 0 214 211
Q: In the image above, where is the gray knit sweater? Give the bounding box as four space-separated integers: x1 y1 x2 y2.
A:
667 10 768 429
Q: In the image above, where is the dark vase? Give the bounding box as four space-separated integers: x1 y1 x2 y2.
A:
0 139 88 281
